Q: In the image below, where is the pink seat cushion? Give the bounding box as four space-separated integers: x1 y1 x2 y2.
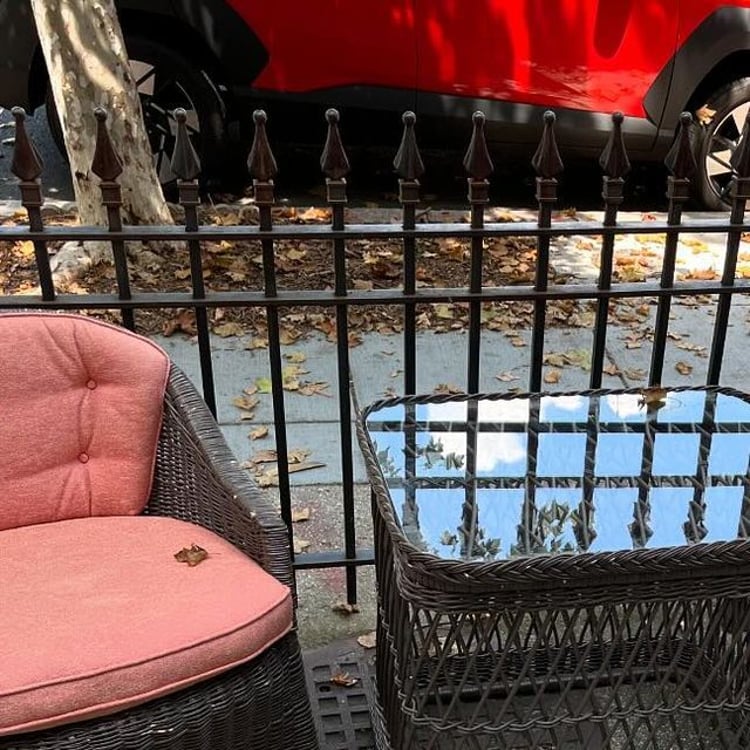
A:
0 516 293 735
0 313 170 531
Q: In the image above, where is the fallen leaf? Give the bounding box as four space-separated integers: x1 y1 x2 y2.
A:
249 426 269 440
496 371 519 382
675 361 693 376
246 337 268 350
357 631 377 649
544 369 561 385
288 461 326 475
162 309 197 337
174 544 208 567
330 671 360 688
434 304 454 320
249 449 277 464
298 381 332 397
293 538 311 554
288 448 312 464
638 387 668 408
332 602 360 615
510 337 526 347
603 363 620 376
433 383 464 395
625 368 646 381
233 395 259 412
292 507 311 523
284 351 307 363
255 377 272 393
213 321 245 338
695 104 716 126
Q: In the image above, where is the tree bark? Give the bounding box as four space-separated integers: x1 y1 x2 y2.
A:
29 0 173 227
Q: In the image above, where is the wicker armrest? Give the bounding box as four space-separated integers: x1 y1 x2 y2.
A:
146 365 294 591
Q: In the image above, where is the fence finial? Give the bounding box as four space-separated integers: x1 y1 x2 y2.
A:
394 111 425 180
599 111 631 178
248 110 278 182
320 109 350 180
10 107 43 181
531 111 564 178
171 108 201 181
664 112 696 179
91 108 123 181
463 111 494 180
731 109 750 179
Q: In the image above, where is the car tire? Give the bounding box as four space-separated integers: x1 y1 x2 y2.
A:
46 36 227 190
694 78 750 210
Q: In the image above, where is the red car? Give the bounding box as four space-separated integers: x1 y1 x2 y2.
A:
1 0 749 207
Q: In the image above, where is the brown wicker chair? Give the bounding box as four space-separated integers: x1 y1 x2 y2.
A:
0 327 318 750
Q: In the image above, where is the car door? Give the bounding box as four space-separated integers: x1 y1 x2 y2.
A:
414 0 680 152
227 0 418 100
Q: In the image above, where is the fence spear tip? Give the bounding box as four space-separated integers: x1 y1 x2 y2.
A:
531 110 564 178
463 110 494 181
599 111 631 179
321 108 350 180
394 110 424 180
91 107 123 182
248 108 278 182
170 108 201 181
10 107 43 182
664 111 697 179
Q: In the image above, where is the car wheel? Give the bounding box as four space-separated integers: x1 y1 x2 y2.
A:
46 36 226 189
695 78 750 210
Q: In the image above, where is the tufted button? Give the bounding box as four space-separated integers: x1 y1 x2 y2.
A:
86 379 97 390
79 452 90 464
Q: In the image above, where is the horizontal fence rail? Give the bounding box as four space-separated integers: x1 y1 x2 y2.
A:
2 104 750 603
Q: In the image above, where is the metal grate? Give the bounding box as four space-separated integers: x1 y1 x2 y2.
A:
304 642 377 750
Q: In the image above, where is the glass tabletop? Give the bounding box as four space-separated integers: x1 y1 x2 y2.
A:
364 388 750 562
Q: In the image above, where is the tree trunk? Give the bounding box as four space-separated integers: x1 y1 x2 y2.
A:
29 0 173 227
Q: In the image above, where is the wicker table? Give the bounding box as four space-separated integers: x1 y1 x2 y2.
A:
356 386 750 749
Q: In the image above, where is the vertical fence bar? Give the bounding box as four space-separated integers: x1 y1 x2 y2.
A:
464 112 493 394
529 112 563 392
11 108 55 301
707 114 750 384
91 108 134 331
649 113 694 386
249 111 293 540
171 109 217 417
321 109 358 603
590 112 629 389
394 111 424 395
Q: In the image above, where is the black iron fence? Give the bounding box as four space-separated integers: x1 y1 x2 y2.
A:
2 103 750 604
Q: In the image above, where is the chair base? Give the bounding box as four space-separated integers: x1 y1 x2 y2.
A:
1 633 317 750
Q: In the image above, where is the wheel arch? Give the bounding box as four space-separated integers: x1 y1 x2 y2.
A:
652 7 750 133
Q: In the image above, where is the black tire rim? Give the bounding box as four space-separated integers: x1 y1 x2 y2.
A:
705 100 750 204
131 58 200 183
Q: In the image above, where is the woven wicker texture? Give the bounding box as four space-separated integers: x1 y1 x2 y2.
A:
2 366 317 750
357 386 750 749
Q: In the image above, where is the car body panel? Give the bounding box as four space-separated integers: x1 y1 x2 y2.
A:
225 0 417 94
414 0 679 120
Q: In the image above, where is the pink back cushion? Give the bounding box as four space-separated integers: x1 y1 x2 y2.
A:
0 313 170 530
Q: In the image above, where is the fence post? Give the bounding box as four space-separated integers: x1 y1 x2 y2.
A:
321 109 358 603
649 112 695 386
590 111 630 388
394 111 423 396
529 111 563 392
11 107 55 301
91 108 134 331
464 111 493 394
248 111 294 545
171 108 217 417
707 111 750 384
